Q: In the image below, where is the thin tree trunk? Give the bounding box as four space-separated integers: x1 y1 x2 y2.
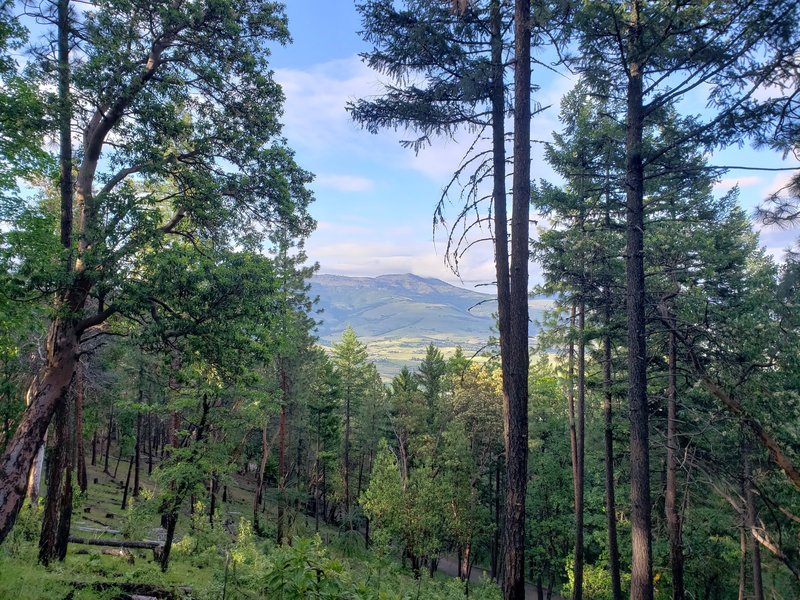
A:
121 455 133 510
625 2 653 597
738 521 747 600
603 323 623 600
133 412 141 498
574 301 586 600
567 304 581 600
113 444 122 479
744 453 764 600
277 397 287 544
90 428 97 467
666 326 685 600
209 474 217 526
148 413 154 475
253 417 274 532
343 386 351 526
103 407 113 474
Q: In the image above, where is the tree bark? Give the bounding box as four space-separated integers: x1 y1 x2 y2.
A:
39 388 71 565
501 1 530 597
75 364 87 493
0 320 78 546
625 2 653 597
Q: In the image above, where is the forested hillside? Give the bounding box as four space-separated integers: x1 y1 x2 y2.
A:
1 1 799 600
311 273 549 376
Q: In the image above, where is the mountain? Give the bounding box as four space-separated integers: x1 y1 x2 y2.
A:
309 273 549 378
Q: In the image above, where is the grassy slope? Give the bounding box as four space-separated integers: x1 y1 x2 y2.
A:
0 454 500 599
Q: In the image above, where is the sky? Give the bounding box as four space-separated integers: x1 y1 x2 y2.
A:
267 1 798 290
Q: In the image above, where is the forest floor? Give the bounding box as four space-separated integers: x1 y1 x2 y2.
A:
0 452 564 599
436 557 566 600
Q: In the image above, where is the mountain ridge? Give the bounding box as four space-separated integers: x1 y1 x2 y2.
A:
309 273 548 377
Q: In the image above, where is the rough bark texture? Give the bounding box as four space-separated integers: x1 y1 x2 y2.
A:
0 320 78 546
625 1 653 596
501 1 530 597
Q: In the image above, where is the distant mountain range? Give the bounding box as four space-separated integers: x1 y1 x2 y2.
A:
309 273 550 377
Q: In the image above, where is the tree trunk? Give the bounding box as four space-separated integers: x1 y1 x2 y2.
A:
39 390 71 565
488 2 507 588
121 455 133 510
253 417 274 532
602 325 623 600
501 1 531 598
491 457 500 581
738 522 747 600
148 413 154 475
277 396 287 544
666 327 685 600
343 384 351 526
575 302 586 599
209 474 217 526
625 2 653 597
103 407 113 474
75 365 87 493
744 453 764 600
134 368 143 497
90 429 97 467
0 318 78 546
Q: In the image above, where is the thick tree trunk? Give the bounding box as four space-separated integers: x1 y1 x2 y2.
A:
488 3 507 585
666 327 685 600
39 390 71 565
0 319 78 546
625 3 653 597
501 1 530 597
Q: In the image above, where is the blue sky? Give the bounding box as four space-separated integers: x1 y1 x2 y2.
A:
268 1 798 290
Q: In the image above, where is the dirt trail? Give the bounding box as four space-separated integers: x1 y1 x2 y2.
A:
436 556 566 600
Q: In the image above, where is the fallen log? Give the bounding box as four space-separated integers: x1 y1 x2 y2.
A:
68 535 164 561
68 536 161 550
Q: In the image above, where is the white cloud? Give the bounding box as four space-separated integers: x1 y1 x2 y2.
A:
714 175 763 193
315 174 375 192
275 57 400 159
